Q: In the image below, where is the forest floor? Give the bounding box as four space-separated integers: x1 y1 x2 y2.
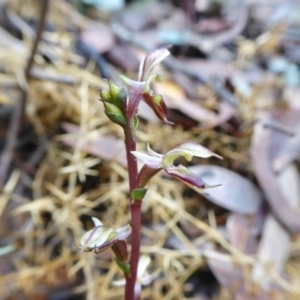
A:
1 0 300 299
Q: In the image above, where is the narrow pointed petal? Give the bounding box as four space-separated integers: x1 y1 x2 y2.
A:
92 217 103 227
141 269 161 286
112 278 126 287
131 151 163 169
139 47 170 81
147 144 163 158
143 93 174 125
137 256 151 278
166 165 221 194
163 142 222 167
115 224 132 240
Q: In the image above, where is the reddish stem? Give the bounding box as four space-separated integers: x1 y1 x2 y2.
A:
123 123 141 300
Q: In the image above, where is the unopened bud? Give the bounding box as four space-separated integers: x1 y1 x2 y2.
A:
103 102 126 125
109 81 127 109
112 240 129 264
99 89 111 102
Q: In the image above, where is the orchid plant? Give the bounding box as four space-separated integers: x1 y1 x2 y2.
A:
80 47 222 300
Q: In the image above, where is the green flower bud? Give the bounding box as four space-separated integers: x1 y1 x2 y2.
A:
103 102 122 115
109 81 127 109
104 102 126 125
99 89 111 102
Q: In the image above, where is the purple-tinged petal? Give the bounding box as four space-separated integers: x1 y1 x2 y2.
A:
163 142 222 167
138 47 170 81
80 226 117 253
147 144 163 158
120 75 146 120
166 165 221 194
137 164 162 188
131 151 163 169
115 225 132 240
143 93 174 125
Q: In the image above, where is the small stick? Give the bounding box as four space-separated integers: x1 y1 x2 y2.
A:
0 0 49 185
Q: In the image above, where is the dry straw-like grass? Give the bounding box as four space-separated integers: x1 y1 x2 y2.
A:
1 1 300 300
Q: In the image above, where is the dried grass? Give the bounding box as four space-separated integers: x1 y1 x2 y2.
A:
0 0 300 299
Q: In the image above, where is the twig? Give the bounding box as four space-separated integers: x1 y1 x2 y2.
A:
0 0 49 186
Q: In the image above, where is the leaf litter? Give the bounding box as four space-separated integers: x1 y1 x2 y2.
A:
1 0 300 299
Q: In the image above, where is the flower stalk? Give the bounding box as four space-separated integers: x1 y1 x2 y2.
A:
123 122 142 300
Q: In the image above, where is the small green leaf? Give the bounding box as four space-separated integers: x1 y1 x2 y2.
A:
131 188 148 201
114 257 130 275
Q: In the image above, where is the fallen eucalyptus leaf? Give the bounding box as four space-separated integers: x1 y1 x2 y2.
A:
205 251 243 290
80 22 115 54
188 165 262 214
252 164 300 289
154 81 233 128
251 112 300 233
226 213 258 254
271 109 300 172
62 123 127 166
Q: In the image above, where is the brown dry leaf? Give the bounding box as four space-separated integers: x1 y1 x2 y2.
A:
226 213 258 255
105 44 139 72
80 22 115 54
188 165 262 214
234 290 276 300
28 265 78 300
271 109 300 172
205 252 243 290
251 112 300 234
120 0 172 32
62 122 127 166
197 7 249 53
197 18 229 33
206 253 281 300
252 163 300 289
165 59 236 82
0 26 27 54
212 101 235 130
154 81 221 126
